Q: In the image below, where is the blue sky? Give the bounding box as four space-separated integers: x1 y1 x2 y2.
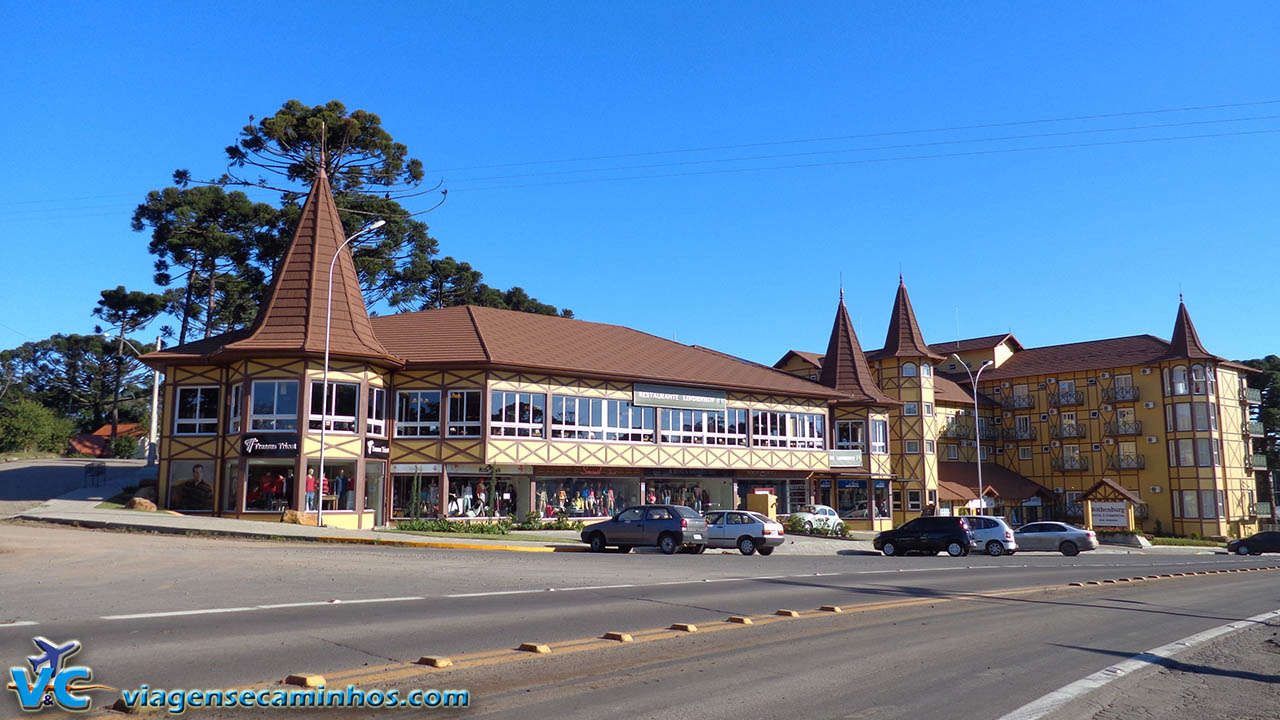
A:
1 1 1277 364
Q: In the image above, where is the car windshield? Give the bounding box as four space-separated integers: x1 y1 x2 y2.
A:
801 505 819 513
674 506 703 519
748 512 773 523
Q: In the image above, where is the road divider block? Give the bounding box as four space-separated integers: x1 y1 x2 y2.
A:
416 656 453 668
819 605 843 613
601 632 633 642
775 609 800 618
670 623 698 632
517 643 551 654
284 674 325 688
727 616 753 624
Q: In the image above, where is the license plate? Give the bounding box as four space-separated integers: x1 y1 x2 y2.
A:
693 533 703 540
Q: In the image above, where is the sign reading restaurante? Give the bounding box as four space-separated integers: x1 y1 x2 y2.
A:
632 383 727 411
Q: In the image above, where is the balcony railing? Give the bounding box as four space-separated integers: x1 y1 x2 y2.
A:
1105 420 1143 436
1049 390 1085 406
1050 423 1088 439
1253 454 1269 470
1243 387 1263 404
940 424 973 439
978 426 1000 441
1102 386 1140 402
1052 456 1090 472
1247 420 1265 436
1002 427 1037 441
1000 395 1035 410
1107 454 1146 470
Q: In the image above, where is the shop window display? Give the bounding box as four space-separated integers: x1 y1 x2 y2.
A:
650 479 732 513
535 478 634 518
391 474 441 518
305 462 357 511
244 461 295 511
167 460 214 511
449 478 519 517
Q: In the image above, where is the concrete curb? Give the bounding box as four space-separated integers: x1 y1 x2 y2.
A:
14 514 589 553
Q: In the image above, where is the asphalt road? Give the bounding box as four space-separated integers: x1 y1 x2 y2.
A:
1 523 1275 719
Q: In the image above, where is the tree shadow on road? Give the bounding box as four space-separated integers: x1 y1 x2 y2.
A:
1046 638 1280 684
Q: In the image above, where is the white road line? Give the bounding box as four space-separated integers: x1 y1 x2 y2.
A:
997 607 1280 720
0 620 38 628
101 596 426 620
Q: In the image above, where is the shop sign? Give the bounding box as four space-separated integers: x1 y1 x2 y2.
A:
632 383 727 411
446 463 531 475
241 434 299 457
364 438 391 459
873 479 888 489
1090 501 1128 527
644 468 733 478
391 463 441 474
827 449 863 467
837 479 866 489
819 479 831 488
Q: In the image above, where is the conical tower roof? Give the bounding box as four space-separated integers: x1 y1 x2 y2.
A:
819 296 897 405
217 167 400 367
1162 300 1219 362
870 277 944 362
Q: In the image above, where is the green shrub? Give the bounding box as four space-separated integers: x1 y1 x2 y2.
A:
108 435 139 459
396 518 513 534
0 398 74 454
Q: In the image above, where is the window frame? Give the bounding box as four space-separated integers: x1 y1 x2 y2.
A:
750 410 826 449
834 420 866 451
447 389 483 438
309 380 360 433
366 386 387 437
490 391 547 438
656 406 742 446
395 390 442 438
901 362 918 377
904 402 919 417
175 385 220 435
228 383 243 434
870 419 889 454
905 439 921 454
249 379 299 432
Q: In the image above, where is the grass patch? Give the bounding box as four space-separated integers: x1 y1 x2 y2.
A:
1149 536 1227 548
384 528 578 544
95 485 139 510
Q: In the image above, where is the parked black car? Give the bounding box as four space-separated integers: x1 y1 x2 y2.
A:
580 504 709 554
1227 531 1280 556
873 516 978 557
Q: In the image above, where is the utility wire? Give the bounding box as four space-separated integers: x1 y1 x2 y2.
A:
450 127 1280 192
427 98 1280 172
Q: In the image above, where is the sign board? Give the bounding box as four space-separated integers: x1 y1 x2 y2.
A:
1256 502 1272 517
391 463 442 474
1090 501 1129 528
965 498 993 509
1022 497 1042 507
827 449 863 467
241 434 299 457
837 479 865 489
632 383 727 411
363 438 391 459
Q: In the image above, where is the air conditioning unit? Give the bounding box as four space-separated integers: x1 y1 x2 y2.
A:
1144 402 1156 409
1100 372 1111 379
1054 487 1064 493
1105 439 1114 446
1140 368 1152 375
1051 440 1060 448
1103 404 1113 412
1149 486 1163 493
1002 382 1011 389
1048 378 1057 384
1146 436 1158 444
1049 409 1058 416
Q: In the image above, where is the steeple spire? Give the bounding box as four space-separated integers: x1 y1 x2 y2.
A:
1163 299 1218 361
216 167 400 367
870 277 944 361
819 296 896 405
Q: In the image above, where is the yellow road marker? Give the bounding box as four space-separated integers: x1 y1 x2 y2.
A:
669 623 698 632
416 656 453 668
819 605 843 613
727 616 753 624
602 632 633 642
517 643 551 654
775 609 800 617
283 673 325 688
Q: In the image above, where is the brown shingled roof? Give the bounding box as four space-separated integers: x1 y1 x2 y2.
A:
214 168 400 367
370 306 844 398
982 335 1171 380
1162 301 1220 362
869 278 944 362
773 350 824 369
933 374 997 407
817 299 897 405
927 333 1023 355
939 463 1053 502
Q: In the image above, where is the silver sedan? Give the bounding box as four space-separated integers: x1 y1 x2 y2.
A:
704 510 785 555
1013 521 1099 556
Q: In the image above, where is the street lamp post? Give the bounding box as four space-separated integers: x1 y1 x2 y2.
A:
108 334 162 462
317 219 385 527
952 354 994 512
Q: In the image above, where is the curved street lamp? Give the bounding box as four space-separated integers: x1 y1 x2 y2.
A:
317 219 386 526
952 354 994 512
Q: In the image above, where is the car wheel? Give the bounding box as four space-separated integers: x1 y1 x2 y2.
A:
986 541 1005 557
1005 550 1016 556
1250 550 1262 556
659 533 679 555
588 533 607 553
758 546 775 556
1236 545 1250 556
804 521 814 533
947 541 965 557
738 537 757 556
617 545 632 554
1060 541 1079 557
883 541 898 557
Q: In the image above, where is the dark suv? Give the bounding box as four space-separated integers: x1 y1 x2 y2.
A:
873 516 977 557
581 505 709 554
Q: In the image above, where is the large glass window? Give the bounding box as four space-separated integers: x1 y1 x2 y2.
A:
175 386 220 435
837 480 868 519
651 478 732 513
1171 365 1189 395
167 460 214 511
834 420 865 451
536 478 638 517
550 396 656 442
1191 365 1207 395
1192 403 1210 432
1178 439 1195 467
310 381 358 432
366 387 386 436
1199 489 1217 518
870 419 888 454
228 384 242 434
904 402 919 416
448 390 482 437
750 411 825 449
364 461 384 517
305 461 357 511
657 407 744 446
396 390 441 437
222 461 239 512
250 380 298 431
1174 403 1192 432
1196 438 1212 467
391 474 441 519
449 477 519 517
490 391 546 437
244 461 295 512
902 363 918 377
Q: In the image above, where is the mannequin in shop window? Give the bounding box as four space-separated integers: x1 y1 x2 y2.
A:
476 484 488 515
304 469 318 511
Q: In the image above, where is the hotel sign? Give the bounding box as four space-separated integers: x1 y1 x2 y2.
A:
632 383 727 411
827 449 863 467
241 434 300 457
1090 501 1129 528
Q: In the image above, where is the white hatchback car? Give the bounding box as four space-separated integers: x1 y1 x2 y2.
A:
790 504 843 533
960 515 1018 556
